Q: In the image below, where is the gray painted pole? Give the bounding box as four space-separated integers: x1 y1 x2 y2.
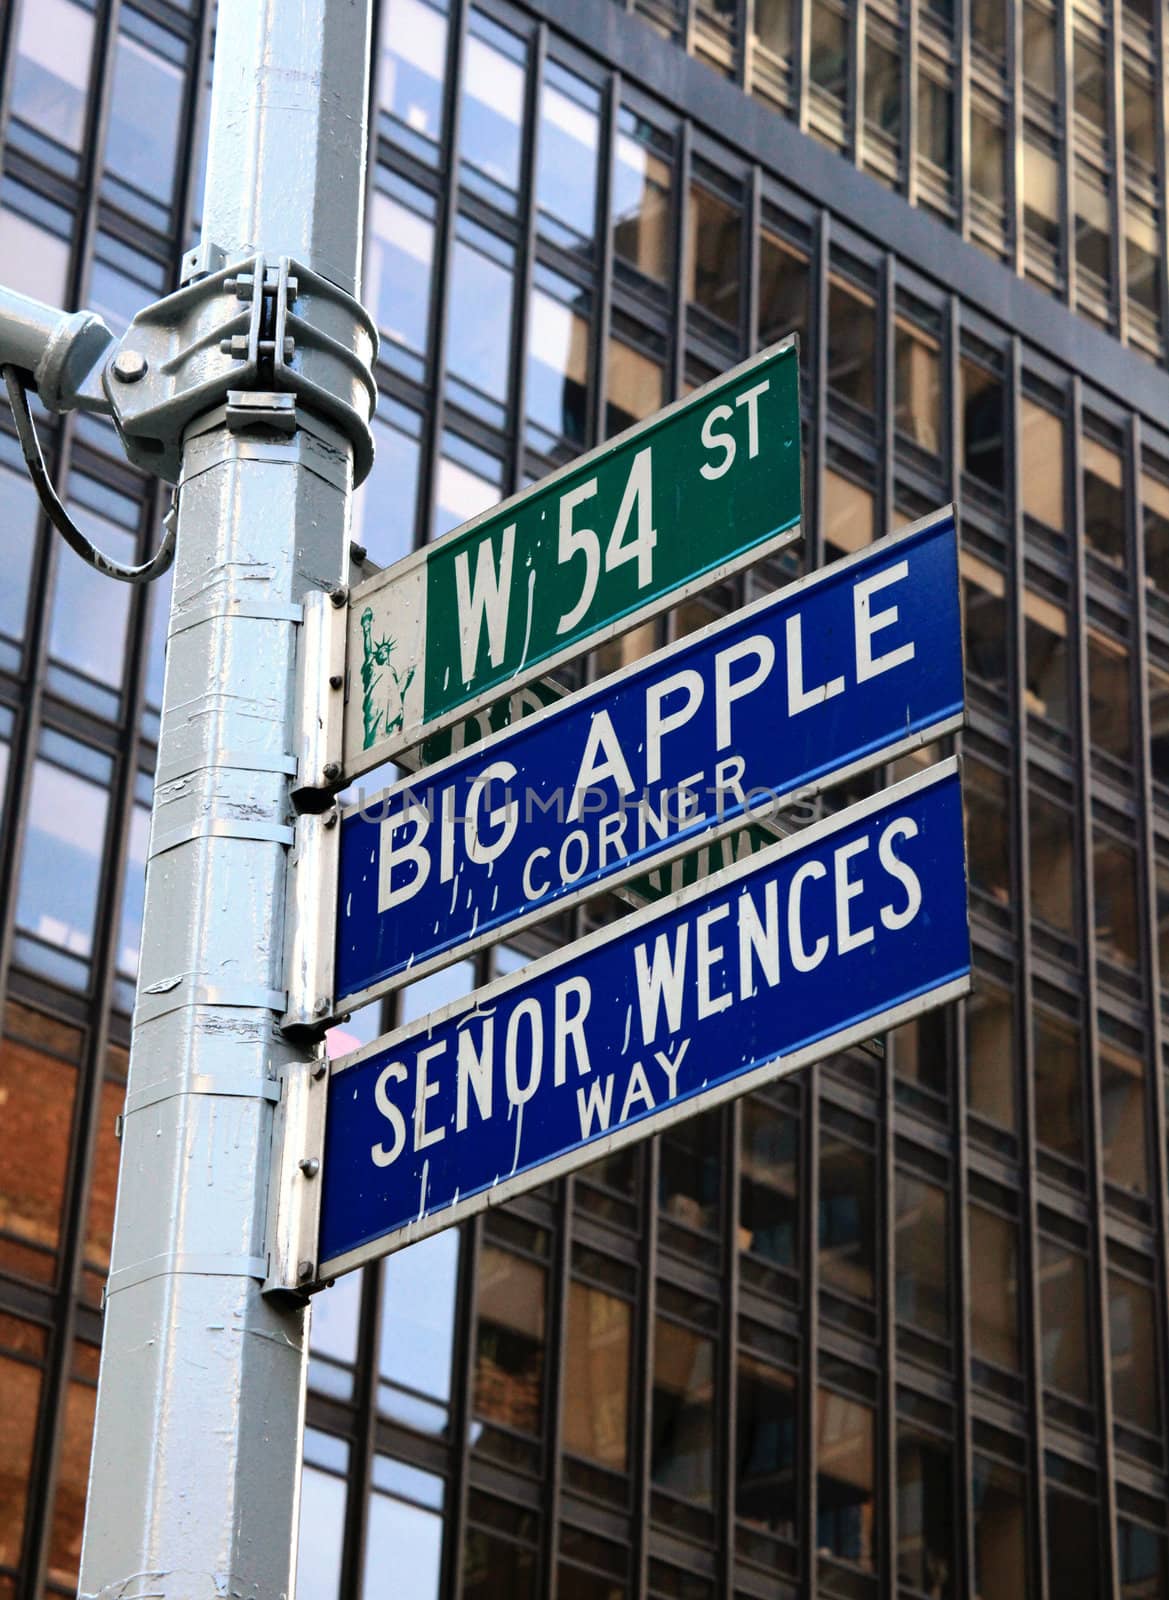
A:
77 3 372 1596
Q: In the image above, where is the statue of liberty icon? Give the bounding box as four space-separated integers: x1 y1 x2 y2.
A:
359 607 416 750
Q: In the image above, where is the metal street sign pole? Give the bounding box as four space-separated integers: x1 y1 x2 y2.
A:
77 5 373 1597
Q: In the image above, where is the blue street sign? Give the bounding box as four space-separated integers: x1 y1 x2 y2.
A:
317 758 971 1278
333 506 963 1010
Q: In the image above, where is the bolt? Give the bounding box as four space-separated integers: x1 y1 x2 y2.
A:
112 349 148 384
323 808 339 830
312 1059 328 1081
313 997 330 1018
323 761 342 782
329 674 344 691
328 585 348 609
299 1157 320 1179
297 1260 315 1284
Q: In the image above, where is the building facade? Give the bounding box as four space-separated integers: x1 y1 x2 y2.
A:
0 0 1168 1595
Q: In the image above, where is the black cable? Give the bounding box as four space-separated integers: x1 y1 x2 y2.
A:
2 364 176 585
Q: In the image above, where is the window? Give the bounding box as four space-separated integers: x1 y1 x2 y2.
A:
380 1228 459 1432
758 229 808 348
1039 1237 1092 1401
1023 1 1057 95
536 62 600 247
1124 67 1157 169
446 223 514 411
973 1454 1028 1600
895 316 941 453
660 1108 721 1237
298 1436 348 1600
970 103 1007 212
364 1459 444 1600
114 795 150 990
1109 1270 1160 1431
1100 1034 1149 1195
379 0 448 148
754 0 793 58
1023 137 1061 253
1073 34 1109 138
104 20 184 224
967 978 1017 1131
463 1494 538 1599
971 0 1006 56
1024 589 1071 733
355 402 422 567
823 468 874 562
962 554 1008 700
606 330 664 438
1094 832 1140 972
49 480 137 706
367 180 435 373
897 1423 954 1596
809 1 848 100
827 276 876 410
612 110 672 283
308 1268 360 1402
9 0 95 156
965 754 1012 910
46 1343 98 1589
816 1389 875 1570
527 281 590 452
1034 1010 1084 1165
1047 1484 1101 1600
1028 789 1076 935
895 1172 949 1338
473 1233 547 1438
0 1320 45 1573
969 1205 1020 1373
0 1005 82 1283
433 439 502 540
819 1131 875 1306
1142 463 1169 595
917 70 954 174
736 1350 797 1537
739 1092 799 1273
1020 398 1065 529
651 1313 716 1504
1089 633 1133 764
1083 436 1126 565
893 1009 948 1101
865 35 902 141
0 457 39 650
1075 169 1112 289
563 1263 631 1471
0 180 72 304
1126 202 1162 329
459 12 526 201
1118 1518 1167 1599
961 358 1005 492
686 179 741 327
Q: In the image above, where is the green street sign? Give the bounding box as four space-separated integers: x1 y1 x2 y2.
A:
343 337 801 778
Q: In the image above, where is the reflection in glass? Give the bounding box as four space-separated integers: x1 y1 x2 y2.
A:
105 33 182 209
613 111 672 282
0 1008 80 1277
460 14 525 196
15 758 108 969
739 1096 798 1269
1109 1271 1160 1428
1094 832 1140 972
1034 1011 1084 1164
1047 1486 1101 1600
536 63 599 245
1089 633 1132 763
433 448 501 541
823 469 874 563
606 337 664 438
364 1477 444 1600
896 1174 949 1338
809 1 848 100
367 187 434 364
736 1353 797 1534
297 1467 346 1600
827 278 876 410
961 359 1004 491
464 1524 538 1599
1100 1040 1148 1193
446 231 514 404
865 37 901 139
967 980 1016 1130
10 0 94 153
897 1426 954 1597
0 1349 41 1569
758 231 809 347
893 1009 948 1099
380 1228 459 1429
971 0 1006 55
965 757 1011 908
564 1279 630 1469
969 1205 1020 1372
115 804 149 981
1118 1518 1167 1600
895 317 940 452
970 105 1006 210
1142 467 1169 594
755 0 794 57
527 288 589 448
660 1109 720 1234
962 554 1008 696
1074 35 1108 135
355 406 422 568
1126 203 1162 323
1040 1237 1091 1400
917 71 953 172
1024 591 1071 733
651 1317 716 1503
973 1457 1028 1599
1083 437 1125 565
1048 731 1095 858
380 0 448 143
816 1389 875 1570
686 183 740 326
1023 139 1061 251
0 462 38 645
0 194 71 307
473 1245 546 1434
1020 398 1065 529
1023 1 1057 94
1124 69 1157 168
1075 171 1111 287
819 1134 875 1305
49 498 134 689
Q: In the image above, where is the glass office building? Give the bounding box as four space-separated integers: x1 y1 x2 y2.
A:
1 0 1168 1594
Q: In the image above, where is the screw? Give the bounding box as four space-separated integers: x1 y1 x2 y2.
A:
323 761 342 782
328 585 348 609
112 349 148 383
313 997 330 1017
299 1157 320 1179
297 1260 315 1284
323 808 339 830
329 674 344 690
312 1059 328 1081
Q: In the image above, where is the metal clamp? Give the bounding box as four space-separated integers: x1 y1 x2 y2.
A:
291 587 348 808
102 250 378 485
263 1053 330 1298
281 808 341 1036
